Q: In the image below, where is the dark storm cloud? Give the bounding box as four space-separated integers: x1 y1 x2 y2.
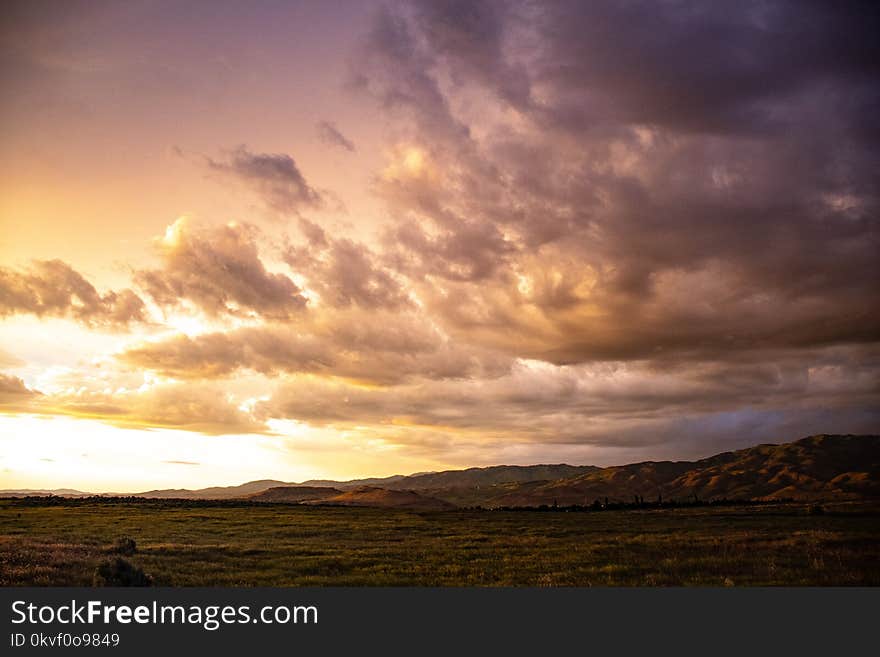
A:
351 0 880 366
400 0 880 137
206 146 323 214
411 0 530 109
316 120 356 152
351 4 468 142
134 219 307 320
526 0 880 136
0 260 147 328
259 343 880 446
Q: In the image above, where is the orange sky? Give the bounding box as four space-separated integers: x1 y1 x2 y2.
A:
1 1 877 492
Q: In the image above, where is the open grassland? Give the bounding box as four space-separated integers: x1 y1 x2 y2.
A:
1 500 878 586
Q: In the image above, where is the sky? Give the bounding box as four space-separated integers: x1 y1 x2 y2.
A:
1 0 878 492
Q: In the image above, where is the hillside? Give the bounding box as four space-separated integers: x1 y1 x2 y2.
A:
378 464 599 491
246 486 341 503
315 486 455 510
484 435 880 507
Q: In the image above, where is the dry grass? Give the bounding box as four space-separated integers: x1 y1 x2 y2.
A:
1 499 877 586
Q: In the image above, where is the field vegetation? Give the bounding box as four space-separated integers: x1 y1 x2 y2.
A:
1 499 877 586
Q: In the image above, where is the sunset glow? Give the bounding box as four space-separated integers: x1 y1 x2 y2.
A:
1 1 877 493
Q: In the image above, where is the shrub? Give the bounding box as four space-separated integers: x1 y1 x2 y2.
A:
113 536 137 555
93 558 153 586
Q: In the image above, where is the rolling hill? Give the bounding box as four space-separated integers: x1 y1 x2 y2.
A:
375 464 600 491
478 434 880 507
4 434 876 508
313 486 456 510
246 486 341 503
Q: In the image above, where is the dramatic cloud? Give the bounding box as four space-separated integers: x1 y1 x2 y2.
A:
352 4 468 142
134 218 307 320
352 0 880 367
206 146 323 214
316 120 356 152
1 1 877 471
261 347 880 437
0 260 147 328
526 1 880 136
286 220 411 310
0 376 265 435
60 383 265 435
119 309 511 385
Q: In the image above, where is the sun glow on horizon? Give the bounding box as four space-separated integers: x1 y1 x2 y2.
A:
0 414 311 492
0 413 455 493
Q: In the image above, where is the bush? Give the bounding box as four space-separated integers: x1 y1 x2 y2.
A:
113 536 137 555
93 558 153 586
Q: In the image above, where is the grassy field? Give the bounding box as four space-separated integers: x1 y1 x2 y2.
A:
1 499 878 586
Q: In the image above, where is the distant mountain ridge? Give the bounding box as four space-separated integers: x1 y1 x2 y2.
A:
3 435 877 507
136 464 599 499
133 480 292 500
467 434 880 507
0 488 90 498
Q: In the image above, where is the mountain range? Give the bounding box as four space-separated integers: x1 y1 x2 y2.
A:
2 434 877 509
